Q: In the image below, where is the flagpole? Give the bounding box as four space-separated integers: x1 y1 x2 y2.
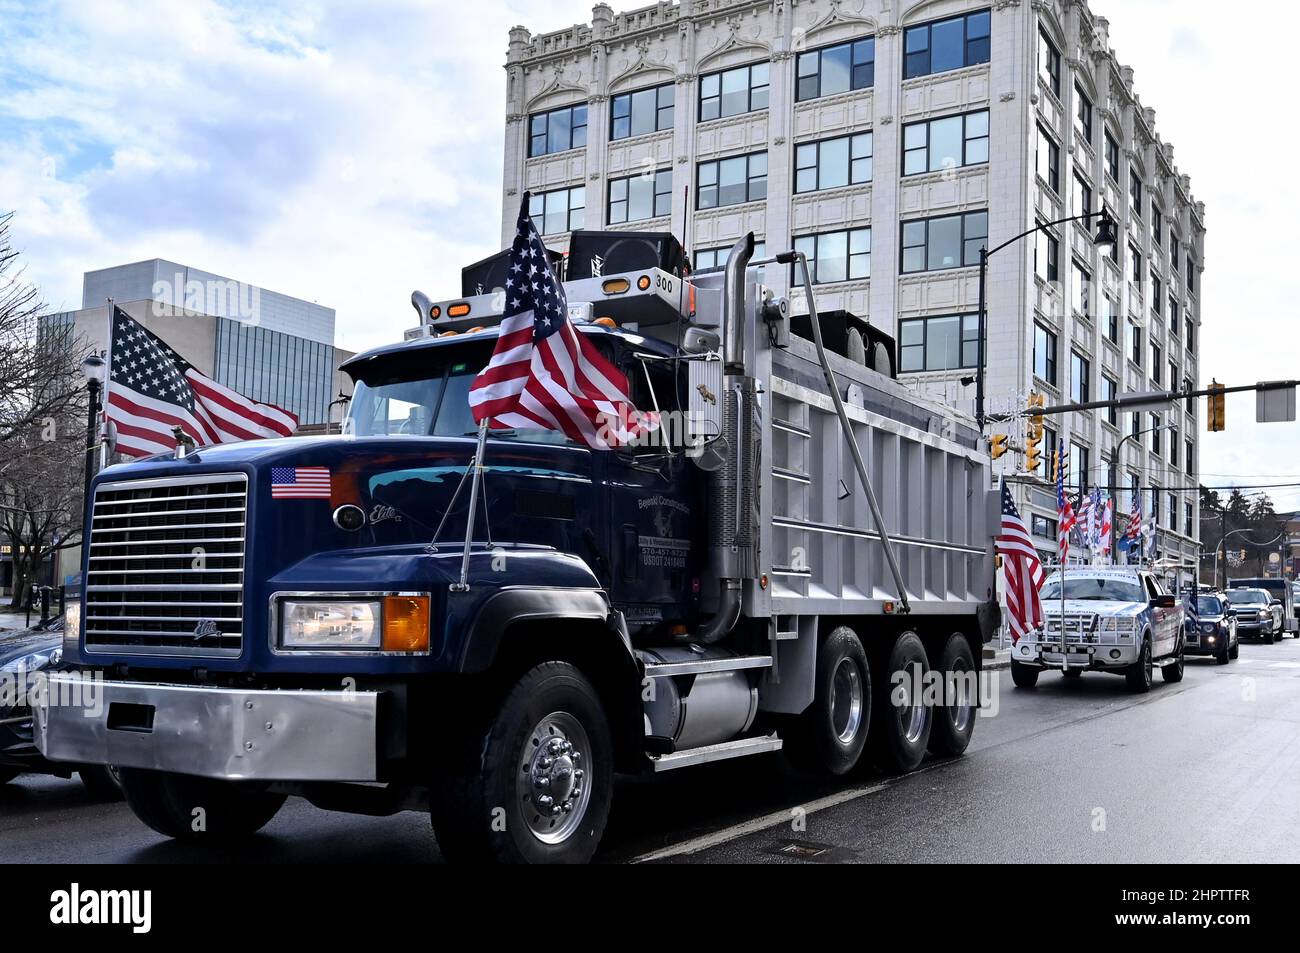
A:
452 417 491 593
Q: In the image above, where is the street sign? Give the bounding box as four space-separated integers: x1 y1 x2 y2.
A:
1256 382 1297 423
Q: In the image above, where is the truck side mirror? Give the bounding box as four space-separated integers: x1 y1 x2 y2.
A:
1152 594 1176 608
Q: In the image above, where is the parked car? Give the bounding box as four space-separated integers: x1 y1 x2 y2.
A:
1185 593 1238 664
1229 578 1297 638
1224 588 1281 643
1012 568 1184 693
0 620 122 799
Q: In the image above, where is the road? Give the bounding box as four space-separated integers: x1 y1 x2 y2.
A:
3 635 1300 864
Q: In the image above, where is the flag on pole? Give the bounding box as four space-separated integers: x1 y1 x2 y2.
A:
105 306 297 457
1075 489 1095 553
997 479 1045 644
1119 493 1143 556
1055 441 1076 563
1100 495 1114 558
468 194 656 449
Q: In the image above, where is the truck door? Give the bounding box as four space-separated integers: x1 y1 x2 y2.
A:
597 348 703 632
1144 574 1175 656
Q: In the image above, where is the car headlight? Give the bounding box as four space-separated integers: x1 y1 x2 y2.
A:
1 648 56 675
277 595 430 651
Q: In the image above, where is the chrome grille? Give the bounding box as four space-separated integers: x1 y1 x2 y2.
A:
84 473 246 657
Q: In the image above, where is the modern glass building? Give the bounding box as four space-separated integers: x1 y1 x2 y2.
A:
213 317 338 428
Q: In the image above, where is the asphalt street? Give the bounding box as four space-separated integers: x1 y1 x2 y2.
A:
3 634 1299 864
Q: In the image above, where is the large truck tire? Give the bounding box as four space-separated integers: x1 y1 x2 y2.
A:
1125 638 1153 693
431 661 613 865
870 631 931 773
783 626 871 775
1010 659 1039 689
79 764 124 801
927 633 977 757
117 769 286 840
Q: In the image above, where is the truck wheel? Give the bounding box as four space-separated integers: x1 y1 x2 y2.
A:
117 769 286 840
1161 641 1185 682
1229 638 1239 660
1010 659 1039 689
1126 639 1153 693
871 631 931 773
784 627 870 775
431 661 613 864
78 765 124 801
927 633 976 757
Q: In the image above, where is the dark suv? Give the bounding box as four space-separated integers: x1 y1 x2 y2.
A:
1185 593 1238 663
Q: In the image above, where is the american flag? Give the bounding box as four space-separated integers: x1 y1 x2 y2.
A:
1076 489 1095 551
271 466 332 499
106 307 297 457
1119 493 1143 555
1099 495 1114 557
468 196 654 449
997 479 1045 644
1055 441 1076 562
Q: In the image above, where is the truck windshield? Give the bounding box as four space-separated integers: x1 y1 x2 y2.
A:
346 347 570 443
1227 590 1268 605
1040 577 1145 602
1196 596 1223 615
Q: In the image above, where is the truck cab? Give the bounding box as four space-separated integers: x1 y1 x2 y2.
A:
37 236 1000 863
1011 568 1185 693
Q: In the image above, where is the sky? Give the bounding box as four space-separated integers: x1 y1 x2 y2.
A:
1 0 1297 508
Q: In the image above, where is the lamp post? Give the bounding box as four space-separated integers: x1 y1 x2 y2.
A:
976 209 1118 427
80 354 106 533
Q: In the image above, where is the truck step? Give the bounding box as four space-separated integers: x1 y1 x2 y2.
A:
642 654 772 678
650 734 783 772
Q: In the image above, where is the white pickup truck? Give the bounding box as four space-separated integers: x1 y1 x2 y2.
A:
1010 568 1185 693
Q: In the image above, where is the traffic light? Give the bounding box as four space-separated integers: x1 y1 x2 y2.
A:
1207 379 1226 432
989 433 1009 460
1025 392 1046 473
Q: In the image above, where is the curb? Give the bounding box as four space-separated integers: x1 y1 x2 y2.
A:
982 648 1011 671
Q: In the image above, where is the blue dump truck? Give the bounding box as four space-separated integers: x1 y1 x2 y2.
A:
37 236 999 863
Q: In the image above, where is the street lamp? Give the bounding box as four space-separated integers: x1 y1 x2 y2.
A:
80 354 106 534
975 208 1118 427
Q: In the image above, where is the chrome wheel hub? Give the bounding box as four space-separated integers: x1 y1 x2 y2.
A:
830 657 864 744
519 711 592 844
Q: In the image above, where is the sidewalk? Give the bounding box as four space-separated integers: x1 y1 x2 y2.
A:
982 644 1011 671
0 609 36 635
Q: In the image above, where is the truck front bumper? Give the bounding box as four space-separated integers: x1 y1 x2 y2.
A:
34 674 379 782
1012 642 1138 670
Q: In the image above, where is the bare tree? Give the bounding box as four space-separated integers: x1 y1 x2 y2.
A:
0 425 83 608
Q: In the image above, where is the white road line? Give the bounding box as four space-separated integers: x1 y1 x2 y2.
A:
630 781 892 863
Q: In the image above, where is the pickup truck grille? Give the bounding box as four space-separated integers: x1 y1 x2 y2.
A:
84 473 247 657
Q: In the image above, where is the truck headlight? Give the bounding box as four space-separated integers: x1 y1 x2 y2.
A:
62 599 81 658
278 595 430 651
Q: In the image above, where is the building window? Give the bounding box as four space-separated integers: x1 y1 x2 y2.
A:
1128 321 1143 367
1073 174 1093 219
697 153 767 209
699 62 769 121
796 37 875 101
1129 169 1143 217
1186 439 1194 475
1152 206 1164 245
1129 244 1143 284
1073 261 1092 317
1104 295 1118 343
1151 272 1163 318
1069 443 1090 493
1169 428 1180 467
1036 228 1060 283
903 10 991 79
1170 361 1179 394
1036 125 1060 192
607 169 672 224
1186 258 1196 294
1151 342 1162 383
610 84 674 140
1033 322 1058 385
692 241 766 274
1184 377 1195 415
529 186 585 235
898 313 979 372
793 228 871 285
902 110 988 176
1039 426 1059 477
1185 501 1194 537
1070 351 1090 403
1167 493 1177 531
1171 239 1180 273
1075 85 1093 144
1169 297 1180 336
795 133 872 192
1031 514 1058 539
1038 29 1061 97
1101 374 1118 426
901 211 987 273
1150 414 1162 454
1186 321 1195 353
1105 130 1120 182
529 103 588 157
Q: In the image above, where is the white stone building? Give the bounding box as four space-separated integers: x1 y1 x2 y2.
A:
501 0 1206 570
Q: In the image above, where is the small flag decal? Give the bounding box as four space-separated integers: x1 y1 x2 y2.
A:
271 466 332 499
